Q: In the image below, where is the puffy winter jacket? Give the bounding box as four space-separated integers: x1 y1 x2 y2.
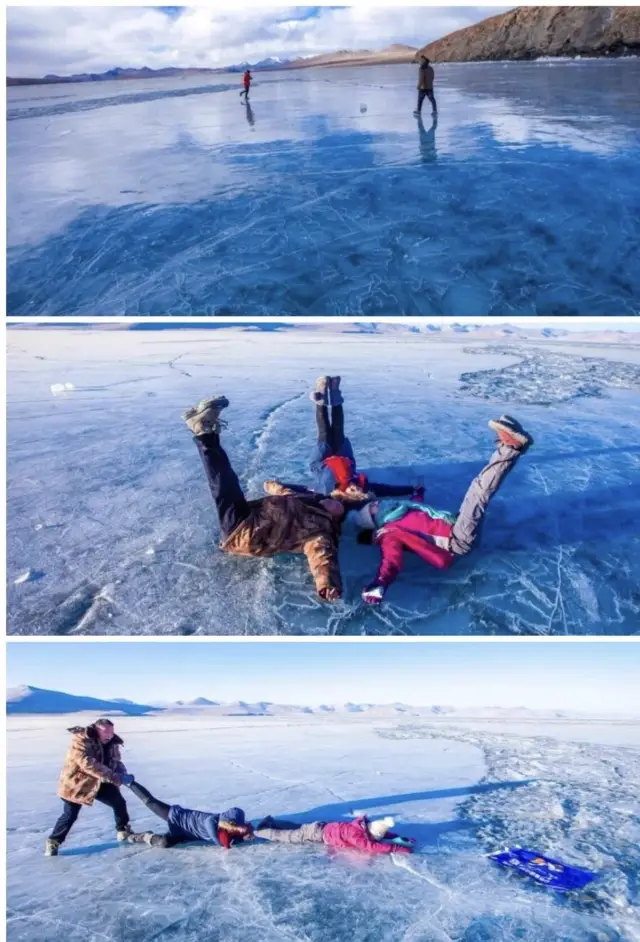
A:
167 805 246 844
371 500 457 591
57 726 127 806
321 817 411 855
221 488 342 596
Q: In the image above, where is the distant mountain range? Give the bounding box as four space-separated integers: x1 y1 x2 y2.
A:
9 6 639 86
7 685 559 718
6 685 163 716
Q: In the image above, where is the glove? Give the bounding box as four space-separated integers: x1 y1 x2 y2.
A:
120 774 135 786
319 586 342 602
386 835 415 847
362 583 385 606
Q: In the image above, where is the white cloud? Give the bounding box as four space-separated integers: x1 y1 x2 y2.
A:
7 6 510 77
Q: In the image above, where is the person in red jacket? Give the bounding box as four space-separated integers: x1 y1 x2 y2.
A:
254 814 413 855
353 415 533 604
240 69 252 101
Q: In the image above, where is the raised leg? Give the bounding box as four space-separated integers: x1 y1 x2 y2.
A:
129 782 171 822
449 443 522 557
194 433 251 540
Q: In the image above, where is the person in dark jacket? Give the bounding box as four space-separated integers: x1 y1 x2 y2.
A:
183 395 346 601
126 781 253 848
414 55 437 117
45 719 135 856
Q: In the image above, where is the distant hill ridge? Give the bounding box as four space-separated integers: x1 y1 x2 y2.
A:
417 6 640 62
7 685 544 718
9 7 639 86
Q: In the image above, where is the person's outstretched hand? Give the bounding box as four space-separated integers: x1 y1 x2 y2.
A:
319 587 341 602
362 584 385 605
120 774 135 786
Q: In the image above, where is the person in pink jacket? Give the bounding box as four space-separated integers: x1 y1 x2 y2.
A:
352 415 533 604
254 814 413 855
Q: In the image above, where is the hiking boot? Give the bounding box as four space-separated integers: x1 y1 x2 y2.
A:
328 376 343 407
149 834 170 848
116 825 134 842
127 831 154 845
309 376 329 406
182 396 229 436
489 415 533 451
44 838 60 857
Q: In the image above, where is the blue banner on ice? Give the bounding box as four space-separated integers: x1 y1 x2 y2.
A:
489 848 598 892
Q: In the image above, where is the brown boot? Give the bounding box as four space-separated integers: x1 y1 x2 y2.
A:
182 396 229 436
488 415 533 451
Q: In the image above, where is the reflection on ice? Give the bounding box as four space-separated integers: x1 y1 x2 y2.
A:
6 60 640 314
6 328 640 635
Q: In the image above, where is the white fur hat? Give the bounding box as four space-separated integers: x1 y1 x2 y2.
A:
349 502 377 530
368 816 395 840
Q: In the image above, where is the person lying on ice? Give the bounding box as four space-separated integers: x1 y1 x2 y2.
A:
126 780 254 848
254 814 414 855
352 416 533 605
265 376 419 504
182 395 346 601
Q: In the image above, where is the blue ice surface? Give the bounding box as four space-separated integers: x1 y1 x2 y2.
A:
7 713 639 941
6 60 640 315
6 328 640 635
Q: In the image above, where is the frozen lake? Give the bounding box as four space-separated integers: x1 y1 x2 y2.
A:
6 60 640 316
6 326 640 636
6 711 640 942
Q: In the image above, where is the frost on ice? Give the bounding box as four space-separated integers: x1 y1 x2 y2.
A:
6 710 640 942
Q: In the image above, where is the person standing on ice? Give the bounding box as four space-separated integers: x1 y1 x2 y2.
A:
266 376 419 503
354 416 533 604
414 55 437 117
182 395 346 601
254 814 414 856
126 781 253 848
44 719 135 856
240 69 252 101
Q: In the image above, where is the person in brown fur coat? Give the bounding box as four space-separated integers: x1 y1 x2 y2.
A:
45 719 135 856
183 395 347 601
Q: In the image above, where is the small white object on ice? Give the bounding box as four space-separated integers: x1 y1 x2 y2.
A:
360 103 367 113
50 382 75 394
64 382 75 390
146 547 156 556
14 571 33 584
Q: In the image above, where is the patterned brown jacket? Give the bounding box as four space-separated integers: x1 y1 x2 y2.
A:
57 725 127 805
219 483 343 595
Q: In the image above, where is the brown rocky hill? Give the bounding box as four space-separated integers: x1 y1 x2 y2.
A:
417 6 640 62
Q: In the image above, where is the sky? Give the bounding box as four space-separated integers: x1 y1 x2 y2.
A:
7 641 640 713
6 6 510 77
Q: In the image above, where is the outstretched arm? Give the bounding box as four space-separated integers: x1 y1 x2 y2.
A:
303 535 342 600
362 533 404 605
